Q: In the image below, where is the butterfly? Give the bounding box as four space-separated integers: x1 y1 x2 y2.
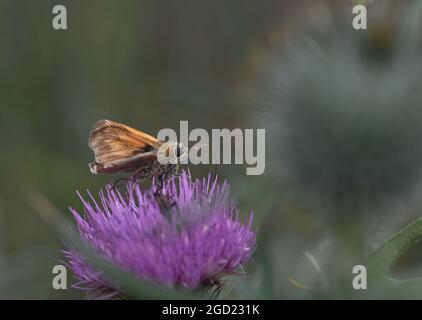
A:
88 119 186 182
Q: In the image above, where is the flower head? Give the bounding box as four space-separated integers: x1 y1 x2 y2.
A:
65 171 256 298
255 7 422 215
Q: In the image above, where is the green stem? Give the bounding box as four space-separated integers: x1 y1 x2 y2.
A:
369 217 422 275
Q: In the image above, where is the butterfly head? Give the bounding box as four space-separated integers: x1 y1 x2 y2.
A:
171 141 188 161
158 141 188 164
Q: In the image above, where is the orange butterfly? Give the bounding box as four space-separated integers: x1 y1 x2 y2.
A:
88 120 184 180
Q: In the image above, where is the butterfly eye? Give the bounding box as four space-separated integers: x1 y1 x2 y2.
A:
176 146 181 157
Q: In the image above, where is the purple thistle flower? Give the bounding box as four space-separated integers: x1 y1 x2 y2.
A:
65 171 256 298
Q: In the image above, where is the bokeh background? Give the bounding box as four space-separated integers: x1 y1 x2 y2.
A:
2 0 422 299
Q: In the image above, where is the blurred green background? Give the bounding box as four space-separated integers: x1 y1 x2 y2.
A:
2 0 422 299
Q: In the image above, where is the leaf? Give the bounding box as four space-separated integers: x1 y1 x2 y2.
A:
369 217 422 275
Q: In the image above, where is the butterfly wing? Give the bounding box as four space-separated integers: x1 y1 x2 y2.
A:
88 119 162 174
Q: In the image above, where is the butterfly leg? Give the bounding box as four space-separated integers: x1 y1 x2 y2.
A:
111 177 132 191
156 164 177 190
167 164 182 178
156 174 164 191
